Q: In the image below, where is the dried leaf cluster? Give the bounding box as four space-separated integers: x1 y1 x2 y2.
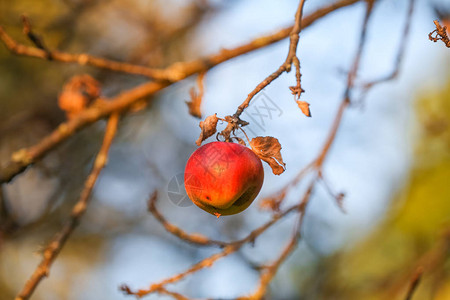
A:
249 136 286 175
58 74 101 119
195 113 218 146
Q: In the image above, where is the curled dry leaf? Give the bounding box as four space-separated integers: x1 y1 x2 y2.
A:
185 72 205 119
186 87 202 119
249 136 286 175
195 114 219 146
58 74 100 119
296 100 311 117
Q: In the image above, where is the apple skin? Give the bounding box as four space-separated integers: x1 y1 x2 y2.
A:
184 141 264 216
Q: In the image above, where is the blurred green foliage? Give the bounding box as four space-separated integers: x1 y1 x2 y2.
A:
298 78 450 300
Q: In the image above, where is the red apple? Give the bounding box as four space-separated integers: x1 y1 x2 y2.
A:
184 141 264 216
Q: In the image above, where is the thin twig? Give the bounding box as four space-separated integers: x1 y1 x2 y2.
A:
130 182 314 299
404 267 423 300
315 0 375 170
388 228 450 299
0 25 171 80
290 55 304 100
0 185 7 222
121 284 192 300
241 182 314 300
0 0 362 185
149 191 309 248
244 221 301 300
153 287 192 300
15 113 120 300
233 0 307 118
259 162 313 212
317 174 346 212
359 0 415 102
21 15 51 59
122 245 238 298
147 191 227 247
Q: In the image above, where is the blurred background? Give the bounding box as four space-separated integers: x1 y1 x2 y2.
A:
0 0 449 299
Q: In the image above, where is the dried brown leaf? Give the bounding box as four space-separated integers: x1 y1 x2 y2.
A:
249 136 286 175
296 100 311 117
196 114 218 146
185 87 202 119
58 74 100 119
185 72 205 119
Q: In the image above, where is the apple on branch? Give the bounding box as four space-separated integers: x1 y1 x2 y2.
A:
184 141 264 216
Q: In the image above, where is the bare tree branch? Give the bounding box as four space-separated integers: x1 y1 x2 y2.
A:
149 191 310 248
243 183 314 300
0 0 361 185
359 0 416 102
122 245 238 298
120 284 192 300
127 181 315 299
404 267 423 300
314 0 375 169
15 113 120 300
0 23 172 80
